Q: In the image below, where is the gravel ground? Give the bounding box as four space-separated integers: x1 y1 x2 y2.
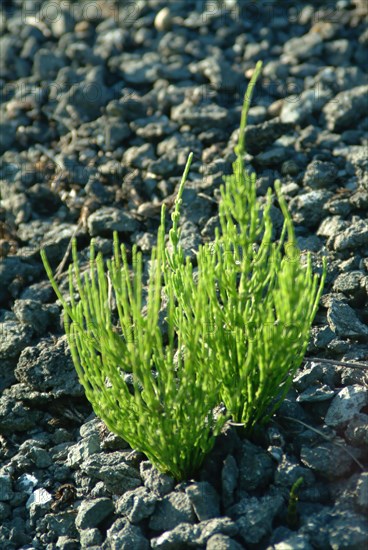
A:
0 1 368 548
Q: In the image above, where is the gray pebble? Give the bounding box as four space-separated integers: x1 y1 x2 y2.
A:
185 481 220 521
345 413 368 446
333 218 368 252
323 85 368 131
289 190 333 229
325 385 368 428
104 518 149 550
238 440 274 491
327 300 368 340
87 206 138 237
0 392 42 433
245 118 292 155
81 452 141 495
123 143 156 169
0 320 33 361
140 461 175 497
116 486 157 524
76 498 114 530
300 442 356 478
172 102 231 129
280 89 331 125
149 491 195 531
284 33 323 61
206 533 244 550
15 337 83 396
151 517 237 549
154 8 172 33
231 494 284 545
303 160 338 189
297 385 336 403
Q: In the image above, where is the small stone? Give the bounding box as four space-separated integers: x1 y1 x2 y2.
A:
0 320 33 361
16 473 38 496
1 192 31 224
310 326 336 350
231 495 284 545
28 446 52 468
149 491 195 532
13 299 53 335
104 119 131 149
140 461 175 497
51 9 75 38
274 534 314 550
327 300 368 340
0 475 13 502
131 115 177 140
185 482 220 521
345 413 368 446
238 440 274 491
332 195 359 217
54 536 79 550
328 512 368 549
66 436 101 469
151 518 237 549
333 219 368 252
0 393 42 432
300 443 355 478
324 39 353 66
245 119 292 155
76 498 114 530
325 385 368 428
105 518 149 550
206 534 244 550
281 160 300 176
154 8 172 32
79 528 102 548
303 160 338 189
81 452 141 495
222 455 238 510
116 486 157 524
192 57 241 92
123 142 156 168
333 271 367 307
255 146 291 167
171 102 231 129
290 190 333 229
87 206 138 237
33 48 65 80
297 385 336 403
43 511 78 539
300 509 368 548
16 337 83 396
122 55 161 85
280 88 331 125
317 216 348 239
284 32 323 60
26 487 52 509
274 455 315 488
323 85 368 131
356 473 368 510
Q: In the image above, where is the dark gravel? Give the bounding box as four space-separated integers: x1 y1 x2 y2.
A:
0 1 367 549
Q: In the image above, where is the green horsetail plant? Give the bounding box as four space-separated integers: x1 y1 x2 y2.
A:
41 61 326 480
203 62 326 428
41 154 227 482
164 60 326 430
287 477 304 528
